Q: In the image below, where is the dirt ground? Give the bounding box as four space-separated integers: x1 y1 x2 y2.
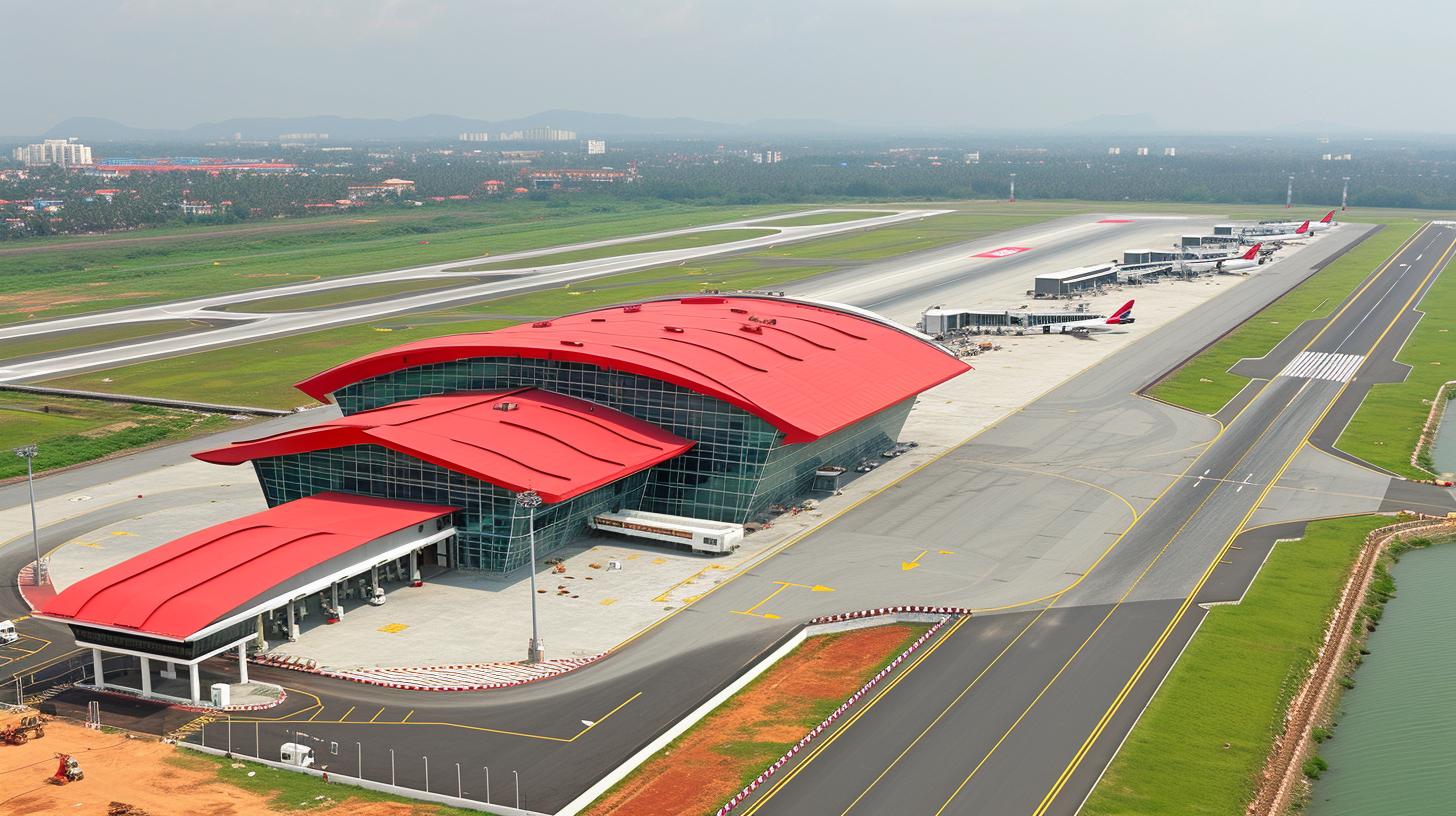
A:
585 623 921 816
0 719 437 816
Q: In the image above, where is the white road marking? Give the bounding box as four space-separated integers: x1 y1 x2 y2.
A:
1278 351 1364 383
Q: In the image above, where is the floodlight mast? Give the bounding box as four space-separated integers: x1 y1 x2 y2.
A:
516 490 545 662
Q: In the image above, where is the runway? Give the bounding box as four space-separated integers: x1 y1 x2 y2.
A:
3 216 1451 814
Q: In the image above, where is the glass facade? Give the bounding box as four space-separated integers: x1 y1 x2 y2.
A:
254 444 649 572
266 356 918 572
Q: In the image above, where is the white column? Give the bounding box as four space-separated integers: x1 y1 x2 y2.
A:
140 656 152 696
410 550 420 583
161 660 177 679
331 582 342 620
188 663 201 704
91 648 104 688
286 600 298 641
237 642 249 684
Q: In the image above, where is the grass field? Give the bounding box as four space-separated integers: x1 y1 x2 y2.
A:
220 278 469 314
0 200 789 325
0 318 206 361
1335 242 1456 478
175 750 486 815
46 318 515 408
465 227 777 270
0 391 233 480
1081 514 1393 816
1149 222 1421 414
753 210 891 227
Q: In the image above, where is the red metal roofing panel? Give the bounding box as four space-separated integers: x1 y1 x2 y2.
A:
295 297 970 443
194 389 694 504
40 493 455 641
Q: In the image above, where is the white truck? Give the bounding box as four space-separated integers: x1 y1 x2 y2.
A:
0 620 17 646
279 742 316 768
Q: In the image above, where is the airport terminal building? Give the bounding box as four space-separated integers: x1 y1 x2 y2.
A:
38 296 967 701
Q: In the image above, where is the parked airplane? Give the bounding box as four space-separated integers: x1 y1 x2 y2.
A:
1243 220 1311 243
1263 211 1336 232
921 299 1135 336
1184 243 1264 273
1041 299 1135 334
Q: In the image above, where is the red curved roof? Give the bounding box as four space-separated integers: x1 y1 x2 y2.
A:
40 493 455 641
296 297 970 443
195 388 693 503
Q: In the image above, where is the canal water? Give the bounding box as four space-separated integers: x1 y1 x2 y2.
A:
1433 399 1456 476
1307 541 1456 816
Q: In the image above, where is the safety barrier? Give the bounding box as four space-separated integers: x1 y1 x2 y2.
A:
713 612 957 815
249 651 606 692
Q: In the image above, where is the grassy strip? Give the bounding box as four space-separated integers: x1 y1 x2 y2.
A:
1149 223 1421 414
585 624 929 816
465 227 777 270
171 750 486 814
0 319 205 361
220 278 469 314
752 210 891 227
0 393 233 480
46 318 515 409
0 201 786 325
1080 514 1394 816
1334 244 1456 478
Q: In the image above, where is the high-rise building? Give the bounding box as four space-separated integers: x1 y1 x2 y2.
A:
1135 146 1150 156
586 139 607 155
12 139 93 168
1107 146 1121 156
1163 147 1176 157
497 127 577 142
459 132 491 142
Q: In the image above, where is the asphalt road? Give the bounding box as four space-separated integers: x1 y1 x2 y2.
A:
734 223 1456 816
3 218 1451 815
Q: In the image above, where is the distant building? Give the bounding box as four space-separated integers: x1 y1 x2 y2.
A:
752 150 782 164
279 132 328 141
1135 147 1150 156
1163 147 1176 157
459 132 491 142
346 178 416 200
521 168 633 189
497 127 577 142
178 201 215 216
963 151 981 164
13 139 92 168
1107 147 1121 156
586 139 607 155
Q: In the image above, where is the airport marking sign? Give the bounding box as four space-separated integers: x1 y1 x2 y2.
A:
973 246 1032 259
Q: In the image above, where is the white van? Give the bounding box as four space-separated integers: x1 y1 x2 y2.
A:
0 620 17 646
279 742 316 768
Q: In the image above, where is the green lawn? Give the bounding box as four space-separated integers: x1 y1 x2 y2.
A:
46 318 515 409
173 750 487 814
220 278 468 314
752 210 892 227
1149 223 1422 414
0 201 789 325
1336 244 1456 478
0 392 234 480
465 228 777 271
0 319 205 361
1081 514 1394 816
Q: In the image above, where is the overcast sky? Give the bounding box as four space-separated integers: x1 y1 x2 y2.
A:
4 0 1444 137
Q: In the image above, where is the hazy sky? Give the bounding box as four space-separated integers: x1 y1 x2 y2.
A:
5 0 1445 136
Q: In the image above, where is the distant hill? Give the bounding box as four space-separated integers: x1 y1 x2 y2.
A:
40 110 852 143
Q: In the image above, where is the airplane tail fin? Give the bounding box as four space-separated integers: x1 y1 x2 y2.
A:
1243 243 1262 260
1106 299 1135 324
1321 210 1335 224
1296 220 1310 234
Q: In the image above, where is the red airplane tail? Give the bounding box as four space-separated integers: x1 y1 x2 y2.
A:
1296 220 1310 234
1320 210 1335 224
1243 243 1262 260
1106 299 1135 324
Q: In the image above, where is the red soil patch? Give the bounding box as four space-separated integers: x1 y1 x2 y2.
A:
585 623 923 816
0 719 446 816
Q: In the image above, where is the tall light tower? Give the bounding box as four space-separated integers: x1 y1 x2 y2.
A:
515 490 545 663
1285 174 1294 209
1341 176 1351 211
14 445 41 585
1008 172 1017 203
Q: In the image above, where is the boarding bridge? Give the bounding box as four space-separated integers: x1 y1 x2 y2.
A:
590 510 745 554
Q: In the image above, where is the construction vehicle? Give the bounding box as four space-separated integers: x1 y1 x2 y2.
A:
0 710 45 745
47 753 83 784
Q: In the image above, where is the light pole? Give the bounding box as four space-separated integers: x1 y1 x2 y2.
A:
1008 173 1017 204
14 445 40 585
516 490 545 663
484 766 491 803
1342 176 1351 211
514 770 521 810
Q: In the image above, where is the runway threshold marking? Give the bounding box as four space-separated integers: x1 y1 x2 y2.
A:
1030 226 1456 816
731 581 834 620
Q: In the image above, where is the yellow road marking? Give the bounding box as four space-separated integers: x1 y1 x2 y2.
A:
368 706 386 723
901 550 927 571
401 710 413 723
1030 225 1456 816
731 581 833 620
339 705 356 722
